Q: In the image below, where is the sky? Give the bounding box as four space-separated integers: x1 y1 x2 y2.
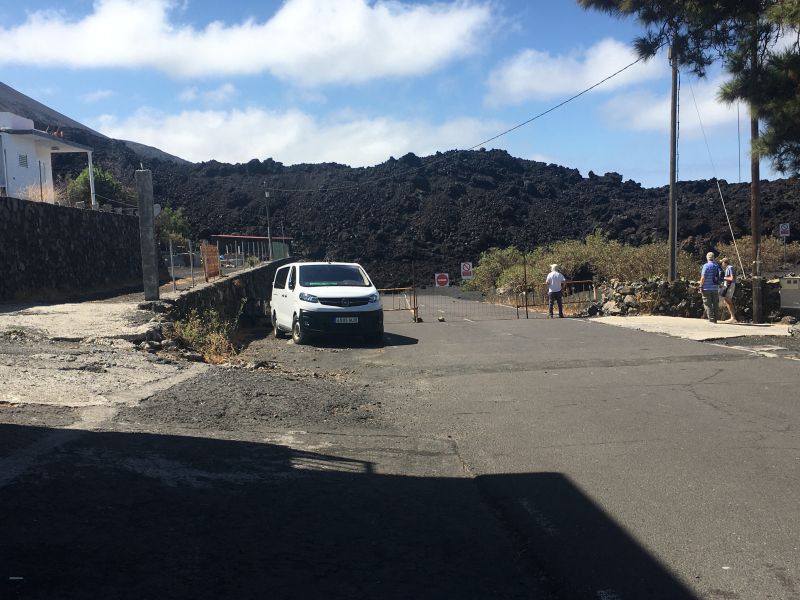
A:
0 0 778 187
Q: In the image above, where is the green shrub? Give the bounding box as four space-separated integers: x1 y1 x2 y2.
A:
470 231 698 292
717 235 800 273
66 165 135 207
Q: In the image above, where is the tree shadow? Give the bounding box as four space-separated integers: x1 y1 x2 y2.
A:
0 424 697 600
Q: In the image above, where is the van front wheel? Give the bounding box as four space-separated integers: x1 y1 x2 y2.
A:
292 316 308 345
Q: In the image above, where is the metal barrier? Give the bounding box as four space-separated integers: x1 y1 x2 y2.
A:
379 280 596 322
378 287 418 321
515 280 596 316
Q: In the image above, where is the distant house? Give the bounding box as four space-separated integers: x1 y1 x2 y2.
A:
0 111 97 207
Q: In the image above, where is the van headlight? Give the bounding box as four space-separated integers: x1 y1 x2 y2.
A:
299 292 319 303
368 293 379 303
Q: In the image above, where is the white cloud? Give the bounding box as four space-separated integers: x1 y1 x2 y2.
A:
486 38 664 106
0 0 492 85
178 87 199 102
178 83 237 104
92 107 504 166
601 76 738 137
81 89 114 102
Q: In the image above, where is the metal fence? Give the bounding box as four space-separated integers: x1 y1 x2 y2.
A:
379 280 596 322
513 279 596 317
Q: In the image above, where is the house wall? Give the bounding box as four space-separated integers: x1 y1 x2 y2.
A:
0 195 145 302
0 133 45 199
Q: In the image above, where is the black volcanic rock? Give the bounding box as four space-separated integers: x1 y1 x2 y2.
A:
3 79 797 288
73 145 800 286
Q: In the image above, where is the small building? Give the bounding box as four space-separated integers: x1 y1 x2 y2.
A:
0 111 97 207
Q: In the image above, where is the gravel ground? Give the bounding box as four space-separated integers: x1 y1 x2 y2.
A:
706 333 800 353
115 366 383 431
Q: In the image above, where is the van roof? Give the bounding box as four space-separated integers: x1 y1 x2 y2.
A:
281 261 362 268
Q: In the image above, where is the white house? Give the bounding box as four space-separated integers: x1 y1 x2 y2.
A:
0 111 96 208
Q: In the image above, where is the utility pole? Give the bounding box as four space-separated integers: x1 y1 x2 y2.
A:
750 31 763 323
668 37 679 282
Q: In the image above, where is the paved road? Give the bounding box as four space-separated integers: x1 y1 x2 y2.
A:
372 310 800 599
2 297 799 599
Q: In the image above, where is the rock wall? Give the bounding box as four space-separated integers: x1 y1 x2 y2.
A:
597 278 782 321
169 258 293 325
0 196 144 302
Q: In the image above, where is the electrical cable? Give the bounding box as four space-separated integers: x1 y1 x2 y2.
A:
263 54 652 193
686 76 747 277
94 192 137 208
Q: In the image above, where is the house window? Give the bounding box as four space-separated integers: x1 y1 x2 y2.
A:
18 154 28 168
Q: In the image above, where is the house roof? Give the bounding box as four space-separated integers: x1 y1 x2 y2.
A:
0 128 93 153
212 234 293 240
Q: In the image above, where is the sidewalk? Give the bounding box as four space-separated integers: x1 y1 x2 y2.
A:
593 315 792 341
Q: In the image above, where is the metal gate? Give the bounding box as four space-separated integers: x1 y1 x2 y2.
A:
379 280 595 322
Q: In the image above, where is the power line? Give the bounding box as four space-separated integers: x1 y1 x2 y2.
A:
264 54 650 193
686 76 747 278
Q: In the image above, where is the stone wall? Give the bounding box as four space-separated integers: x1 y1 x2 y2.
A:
0 196 144 302
597 278 782 322
169 258 293 325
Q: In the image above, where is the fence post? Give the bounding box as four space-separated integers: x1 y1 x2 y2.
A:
189 239 195 287
169 238 176 292
135 170 159 301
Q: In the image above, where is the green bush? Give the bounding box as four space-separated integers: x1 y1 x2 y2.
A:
157 206 190 242
470 231 698 293
66 166 135 207
717 235 800 273
464 246 522 291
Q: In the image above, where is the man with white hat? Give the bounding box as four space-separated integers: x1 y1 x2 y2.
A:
699 251 722 323
545 263 566 318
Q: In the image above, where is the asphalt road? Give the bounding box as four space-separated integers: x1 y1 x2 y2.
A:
2 297 799 599
374 306 800 599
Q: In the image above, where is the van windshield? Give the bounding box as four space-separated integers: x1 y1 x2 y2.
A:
299 265 370 287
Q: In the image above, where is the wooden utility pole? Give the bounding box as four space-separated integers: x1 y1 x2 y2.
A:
668 39 679 281
751 32 763 323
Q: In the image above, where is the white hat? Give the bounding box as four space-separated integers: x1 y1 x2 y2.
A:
550 263 559 270
706 252 715 260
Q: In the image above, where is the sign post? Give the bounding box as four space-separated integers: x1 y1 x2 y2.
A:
435 273 450 287
461 262 474 280
780 223 791 268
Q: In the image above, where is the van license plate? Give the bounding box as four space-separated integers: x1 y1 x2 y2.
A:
335 317 358 324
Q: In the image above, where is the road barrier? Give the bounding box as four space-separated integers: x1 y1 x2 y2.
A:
378 287 419 322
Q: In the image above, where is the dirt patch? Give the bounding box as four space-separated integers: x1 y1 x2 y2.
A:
115 367 383 432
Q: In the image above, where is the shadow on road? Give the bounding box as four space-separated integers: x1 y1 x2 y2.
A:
0 424 696 600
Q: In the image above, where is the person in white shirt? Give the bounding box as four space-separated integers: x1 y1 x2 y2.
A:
545 263 566 318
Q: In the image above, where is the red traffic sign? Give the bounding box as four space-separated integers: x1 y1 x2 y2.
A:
461 262 474 279
435 273 450 287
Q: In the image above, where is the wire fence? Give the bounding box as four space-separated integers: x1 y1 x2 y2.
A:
380 280 597 323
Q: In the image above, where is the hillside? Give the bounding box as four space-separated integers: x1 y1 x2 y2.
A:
3 81 799 287
145 149 800 287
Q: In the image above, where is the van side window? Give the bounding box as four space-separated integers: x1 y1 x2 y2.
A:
288 266 296 289
274 267 288 290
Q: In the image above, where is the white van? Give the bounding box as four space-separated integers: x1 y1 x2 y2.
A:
271 262 383 344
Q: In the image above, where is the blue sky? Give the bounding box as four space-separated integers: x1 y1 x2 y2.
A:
0 0 775 187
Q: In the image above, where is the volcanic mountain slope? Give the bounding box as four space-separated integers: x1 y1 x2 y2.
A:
144 149 800 286
2 81 798 286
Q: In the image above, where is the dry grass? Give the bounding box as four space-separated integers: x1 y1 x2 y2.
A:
16 183 66 204
173 309 237 363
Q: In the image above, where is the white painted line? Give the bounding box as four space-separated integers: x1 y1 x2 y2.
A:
597 590 622 600
464 318 475 323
